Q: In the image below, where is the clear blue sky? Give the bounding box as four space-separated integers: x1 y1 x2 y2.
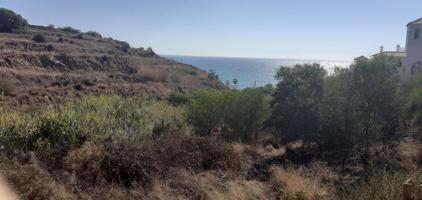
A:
1 0 421 60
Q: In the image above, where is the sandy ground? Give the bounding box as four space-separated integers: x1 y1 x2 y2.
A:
0 177 17 200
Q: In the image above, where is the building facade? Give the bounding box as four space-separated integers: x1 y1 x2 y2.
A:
404 18 422 76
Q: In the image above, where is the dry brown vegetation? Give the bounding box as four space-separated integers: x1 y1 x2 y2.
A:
0 11 421 200
0 25 222 109
0 130 421 199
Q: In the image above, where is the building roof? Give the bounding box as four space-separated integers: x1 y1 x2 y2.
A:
407 18 422 26
372 51 407 58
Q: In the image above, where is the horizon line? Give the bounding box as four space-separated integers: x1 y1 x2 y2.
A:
161 54 353 63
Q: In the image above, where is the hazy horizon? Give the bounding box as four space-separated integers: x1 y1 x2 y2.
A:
2 0 422 61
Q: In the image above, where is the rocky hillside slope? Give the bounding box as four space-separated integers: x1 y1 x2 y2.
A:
0 25 222 108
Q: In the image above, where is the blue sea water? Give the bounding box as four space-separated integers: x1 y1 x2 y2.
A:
164 55 352 88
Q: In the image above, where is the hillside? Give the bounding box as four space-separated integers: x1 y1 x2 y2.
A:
0 25 222 108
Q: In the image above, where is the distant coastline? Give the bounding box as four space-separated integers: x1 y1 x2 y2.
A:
164 54 352 88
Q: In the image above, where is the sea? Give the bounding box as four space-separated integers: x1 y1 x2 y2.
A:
163 55 352 89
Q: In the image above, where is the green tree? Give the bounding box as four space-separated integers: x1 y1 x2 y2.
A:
232 78 238 87
0 8 28 33
404 72 422 129
166 92 190 106
350 57 403 146
223 89 270 142
187 89 269 142
225 80 230 86
407 88 422 129
320 67 356 152
187 89 225 136
269 63 326 143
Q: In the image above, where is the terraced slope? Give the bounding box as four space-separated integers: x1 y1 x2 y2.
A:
0 25 222 108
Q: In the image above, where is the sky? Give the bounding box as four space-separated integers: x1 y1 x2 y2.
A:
1 0 422 61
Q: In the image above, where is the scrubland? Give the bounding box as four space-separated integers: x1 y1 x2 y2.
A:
0 8 421 200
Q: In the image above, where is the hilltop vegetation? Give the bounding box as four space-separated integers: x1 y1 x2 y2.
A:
0 55 421 200
0 8 421 200
0 8 222 109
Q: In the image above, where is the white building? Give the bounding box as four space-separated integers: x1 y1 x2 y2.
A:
403 18 422 76
373 18 422 78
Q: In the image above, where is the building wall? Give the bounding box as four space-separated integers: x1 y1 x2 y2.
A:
404 22 422 75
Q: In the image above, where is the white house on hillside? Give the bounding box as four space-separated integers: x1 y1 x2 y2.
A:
403 18 422 76
373 18 422 78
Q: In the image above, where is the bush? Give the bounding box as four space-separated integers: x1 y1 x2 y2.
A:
86 31 102 38
0 80 16 96
4 162 78 199
344 171 408 200
0 111 37 151
187 89 225 136
136 68 169 83
64 135 244 188
0 96 186 153
46 44 54 51
222 88 270 142
0 8 28 33
187 89 270 142
120 41 130 53
59 26 80 34
269 63 326 143
32 34 46 43
208 69 219 80
166 92 190 106
407 88 422 128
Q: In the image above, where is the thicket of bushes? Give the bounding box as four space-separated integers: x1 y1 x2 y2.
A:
0 8 28 33
86 31 102 38
59 26 81 34
0 79 16 96
0 96 186 155
136 68 169 83
32 34 46 43
187 88 270 142
267 57 417 167
0 54 421 199
344 171 422 200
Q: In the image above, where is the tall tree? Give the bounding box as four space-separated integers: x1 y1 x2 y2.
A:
269 63 326 143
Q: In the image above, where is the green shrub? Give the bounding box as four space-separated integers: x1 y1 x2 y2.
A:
166 92 190 106
0 111 37 151
62 95 186 142
59 26 80 34
208 70 219 80
187 89 225 136
0 95 186 153
187 89 269 142
344 171 408 200
120 41 130 53
223 88 270 142
30 109 84 152
76 34 83 39
86 31 102 38
0 8 28 33
32 34 46 43
407 88 422 128
0 79 16 96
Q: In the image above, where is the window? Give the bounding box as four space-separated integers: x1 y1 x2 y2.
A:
415 28 420 39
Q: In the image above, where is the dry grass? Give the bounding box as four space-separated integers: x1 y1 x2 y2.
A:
398 138 422 170
0 79 16 96
3 163 79 200
136 67 169 83
0 25 222 107
64 135 246 189
149 169 270 200
270 166 329 200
